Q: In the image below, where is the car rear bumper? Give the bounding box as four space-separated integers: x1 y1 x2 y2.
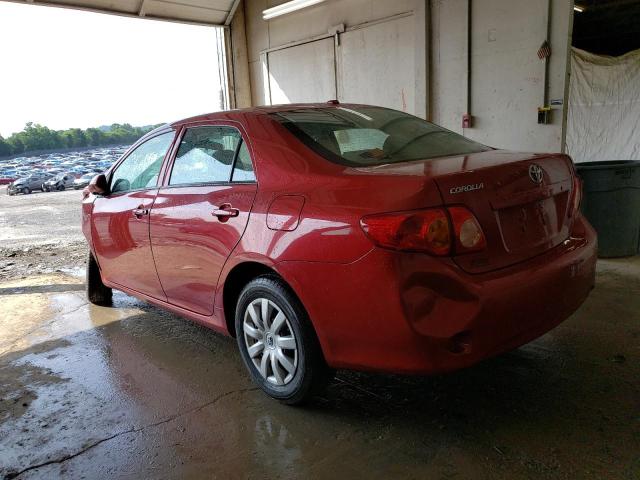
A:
277 214 597 374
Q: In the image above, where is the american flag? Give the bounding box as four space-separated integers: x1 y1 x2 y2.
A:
537 40 551 59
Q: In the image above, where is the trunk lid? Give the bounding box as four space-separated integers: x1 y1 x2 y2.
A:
431 151 574 273
350 150 576 273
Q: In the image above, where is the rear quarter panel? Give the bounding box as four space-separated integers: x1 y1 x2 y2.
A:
226 113 445 265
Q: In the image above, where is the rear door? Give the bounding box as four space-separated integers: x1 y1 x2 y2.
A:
91 131 175 300
150 124 257 315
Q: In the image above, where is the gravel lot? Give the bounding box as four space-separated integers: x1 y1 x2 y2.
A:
0 186 87 279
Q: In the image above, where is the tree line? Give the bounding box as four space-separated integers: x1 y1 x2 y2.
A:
0 122 161 157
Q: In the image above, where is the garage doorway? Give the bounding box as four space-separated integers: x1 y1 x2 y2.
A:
264 13 416 114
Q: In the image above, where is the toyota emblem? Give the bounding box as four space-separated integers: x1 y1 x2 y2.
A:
529 164 544 184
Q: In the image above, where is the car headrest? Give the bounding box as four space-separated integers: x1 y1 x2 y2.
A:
203 140 224 151
215 149 236 165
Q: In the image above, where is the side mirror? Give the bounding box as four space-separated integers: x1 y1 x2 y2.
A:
83 174 109 198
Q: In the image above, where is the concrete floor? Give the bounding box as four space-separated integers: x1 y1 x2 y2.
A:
0 260 638 479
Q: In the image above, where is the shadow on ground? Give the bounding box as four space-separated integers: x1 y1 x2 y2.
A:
0 284 84 296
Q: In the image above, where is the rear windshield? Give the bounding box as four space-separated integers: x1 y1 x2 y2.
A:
271 106 490 167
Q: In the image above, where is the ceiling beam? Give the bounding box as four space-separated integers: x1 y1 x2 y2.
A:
224 0 241 26
151 0 229 14
0 0 227 26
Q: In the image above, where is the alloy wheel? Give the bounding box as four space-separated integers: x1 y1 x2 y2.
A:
243 298 298 386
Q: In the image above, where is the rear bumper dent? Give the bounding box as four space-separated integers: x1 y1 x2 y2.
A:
278 216 597 374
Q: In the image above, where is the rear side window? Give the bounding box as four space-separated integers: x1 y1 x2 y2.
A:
170 126 241 185
231 142 256 182
271 106 490 167
110 132 174 194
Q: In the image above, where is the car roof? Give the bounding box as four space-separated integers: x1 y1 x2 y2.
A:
168 101 359 128
136 102 364 146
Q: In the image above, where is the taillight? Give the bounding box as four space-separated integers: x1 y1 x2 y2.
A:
360 206 486 256
360 208 451 255
569 175 582 217
448 206 487 254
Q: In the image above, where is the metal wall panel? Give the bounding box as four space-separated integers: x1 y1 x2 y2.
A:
267 37 337 104
337 15 415 114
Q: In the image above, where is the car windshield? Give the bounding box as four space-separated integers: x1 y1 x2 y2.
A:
271 106 490 167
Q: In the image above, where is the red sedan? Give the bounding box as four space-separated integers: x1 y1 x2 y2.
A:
82 103 597 404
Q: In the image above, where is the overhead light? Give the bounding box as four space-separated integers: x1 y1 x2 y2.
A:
263 0 327 20
574 5 585 12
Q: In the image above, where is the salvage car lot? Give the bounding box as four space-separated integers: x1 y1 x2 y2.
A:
1 147 125 190
0 187 638 478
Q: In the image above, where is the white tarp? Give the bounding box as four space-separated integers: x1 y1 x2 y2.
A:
566 47 640 163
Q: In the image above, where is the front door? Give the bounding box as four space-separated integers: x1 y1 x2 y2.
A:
150 125 257 315
91 131 175 300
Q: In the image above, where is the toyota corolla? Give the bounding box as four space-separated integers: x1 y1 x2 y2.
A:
82 103 597 404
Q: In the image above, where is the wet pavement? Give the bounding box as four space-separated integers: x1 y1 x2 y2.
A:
0 260 638 479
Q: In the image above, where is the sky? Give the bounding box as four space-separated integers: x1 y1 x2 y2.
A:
0 3 222 137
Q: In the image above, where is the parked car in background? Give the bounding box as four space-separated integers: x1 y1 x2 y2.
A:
82 103 597 405
43 173 75 191
0 174 16 185
74 173 95 189
7 173 52 195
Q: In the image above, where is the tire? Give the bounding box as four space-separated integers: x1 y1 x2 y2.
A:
22 187 30 195
86 252 112 306
58 184 65 191
235 275 331 405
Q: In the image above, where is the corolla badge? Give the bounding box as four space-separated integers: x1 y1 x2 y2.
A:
529 164 544 184
449 182 484 194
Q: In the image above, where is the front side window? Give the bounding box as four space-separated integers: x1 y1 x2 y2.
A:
271 106 490 167
110 132 174 194
170 126 241 185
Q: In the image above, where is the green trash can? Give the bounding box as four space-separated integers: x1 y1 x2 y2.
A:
575 160 640 258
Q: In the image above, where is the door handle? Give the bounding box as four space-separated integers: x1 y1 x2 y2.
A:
213 204 240 221
132 207 149 218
